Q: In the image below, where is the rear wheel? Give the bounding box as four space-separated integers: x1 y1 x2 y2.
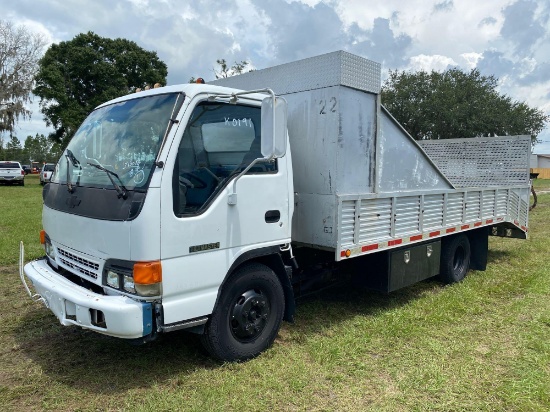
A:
201 263 285 362
439 234 471 284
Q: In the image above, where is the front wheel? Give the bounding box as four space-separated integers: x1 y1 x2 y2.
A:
201 263 285 362
439 234 471 284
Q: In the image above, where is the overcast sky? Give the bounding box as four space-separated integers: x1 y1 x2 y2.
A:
3 0 550 153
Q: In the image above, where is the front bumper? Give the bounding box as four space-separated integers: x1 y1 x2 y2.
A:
21 257 153 339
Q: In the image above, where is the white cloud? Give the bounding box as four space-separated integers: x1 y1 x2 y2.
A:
1 0 549 142
408 54 457 72
461 52 483 69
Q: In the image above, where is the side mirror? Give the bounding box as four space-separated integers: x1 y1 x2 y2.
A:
261 96 287 158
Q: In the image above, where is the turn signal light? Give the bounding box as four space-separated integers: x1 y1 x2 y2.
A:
40 230 46 245
345 249 351 257
133 261 162 284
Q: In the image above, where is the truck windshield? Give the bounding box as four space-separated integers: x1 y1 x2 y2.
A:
51 93 182 191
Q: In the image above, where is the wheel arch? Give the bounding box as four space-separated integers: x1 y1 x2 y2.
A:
214 246 295 323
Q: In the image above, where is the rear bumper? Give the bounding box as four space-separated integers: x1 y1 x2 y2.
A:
22 258 153 339
0 175 24 182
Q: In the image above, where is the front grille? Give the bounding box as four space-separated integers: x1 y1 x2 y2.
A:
57 247 99 279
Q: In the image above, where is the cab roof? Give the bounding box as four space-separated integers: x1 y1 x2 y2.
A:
94 83 267 110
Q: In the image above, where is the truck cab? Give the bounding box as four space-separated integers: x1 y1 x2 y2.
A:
24 84 294 361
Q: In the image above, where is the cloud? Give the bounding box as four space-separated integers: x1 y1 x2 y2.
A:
248 2 412 68
479 16 497 26
433 0 454 12
516 61 550 85
500 0 548 56
476 50 516 78
461 52 483 69
408 54 457 72
2 0 550 146
251 1 347 63
349 18 412 67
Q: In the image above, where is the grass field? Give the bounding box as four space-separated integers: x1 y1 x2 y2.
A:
1 176 549 411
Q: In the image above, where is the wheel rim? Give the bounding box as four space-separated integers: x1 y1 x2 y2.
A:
230 289 270 342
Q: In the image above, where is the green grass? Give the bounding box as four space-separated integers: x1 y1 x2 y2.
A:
0 174 44 265
532 178 550 191
1 179 549 411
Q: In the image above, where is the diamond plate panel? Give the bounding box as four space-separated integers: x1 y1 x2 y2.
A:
212 50 381 95
419 136 530 188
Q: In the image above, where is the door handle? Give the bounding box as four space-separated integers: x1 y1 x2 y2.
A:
265 210 281 223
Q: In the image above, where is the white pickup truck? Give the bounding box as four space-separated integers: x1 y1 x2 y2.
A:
20 51 530 361
0 161 25 186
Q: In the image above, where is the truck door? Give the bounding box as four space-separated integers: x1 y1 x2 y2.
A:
159 99 292 326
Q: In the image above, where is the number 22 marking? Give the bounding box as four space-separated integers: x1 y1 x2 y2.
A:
319 97 337 114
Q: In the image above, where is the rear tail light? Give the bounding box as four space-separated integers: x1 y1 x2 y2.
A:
21 170 25 175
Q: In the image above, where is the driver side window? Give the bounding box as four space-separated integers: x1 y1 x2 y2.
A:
172 102 277 217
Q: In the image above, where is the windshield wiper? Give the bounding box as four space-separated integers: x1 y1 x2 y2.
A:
66 149 80 167
65 149 81 193
87 162 128 199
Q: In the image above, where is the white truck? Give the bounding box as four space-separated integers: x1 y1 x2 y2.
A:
0 161 25 186
20 51 531 361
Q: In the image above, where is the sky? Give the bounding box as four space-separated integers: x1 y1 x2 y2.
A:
2 0 550 153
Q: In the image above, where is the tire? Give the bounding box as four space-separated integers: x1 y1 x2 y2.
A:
439 234 471 284
201 263 285 362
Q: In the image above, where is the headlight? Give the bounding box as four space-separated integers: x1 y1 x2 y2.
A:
106 270 120 288
45 237 56 260
123 275 136 293
103 260 161 297
103 263 132 293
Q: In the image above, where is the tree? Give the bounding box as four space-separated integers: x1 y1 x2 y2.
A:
33 32 168 147
4 134 22 160
214 59 252 79
381 68 549 146
47 141 64 163
0 20 46 133
23 133 51 163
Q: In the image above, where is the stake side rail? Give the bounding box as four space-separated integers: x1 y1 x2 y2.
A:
336 186 529 261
